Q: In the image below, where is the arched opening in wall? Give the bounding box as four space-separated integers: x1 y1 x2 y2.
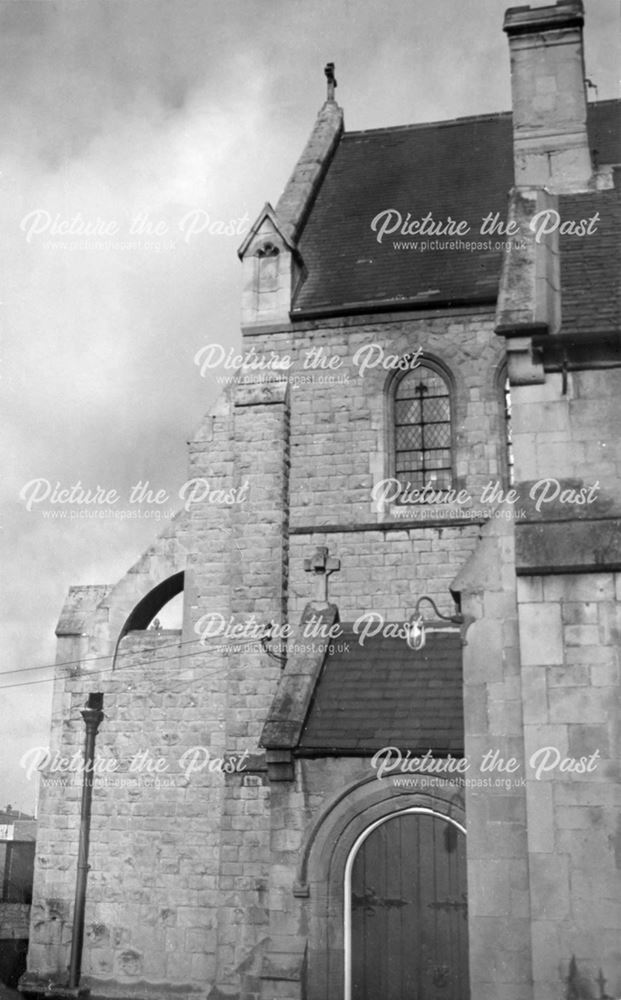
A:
120 572 184 636
495 362 514 486
387 358 456 496
150 591 184 629
504 376 515 486
344 808 469 1000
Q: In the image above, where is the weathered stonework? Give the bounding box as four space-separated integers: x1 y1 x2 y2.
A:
504 1 593 191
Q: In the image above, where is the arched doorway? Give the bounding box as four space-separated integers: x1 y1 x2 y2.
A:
344 808 469 1000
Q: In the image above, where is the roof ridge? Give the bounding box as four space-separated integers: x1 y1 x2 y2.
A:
344 109 512 138
343 98 621 139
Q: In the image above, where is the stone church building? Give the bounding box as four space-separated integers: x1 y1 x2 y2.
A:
22 2 620 999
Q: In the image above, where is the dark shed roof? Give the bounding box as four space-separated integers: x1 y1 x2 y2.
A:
298 630 464 755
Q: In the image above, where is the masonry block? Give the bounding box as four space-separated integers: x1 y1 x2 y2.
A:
518 603 563 666
529 855 570 920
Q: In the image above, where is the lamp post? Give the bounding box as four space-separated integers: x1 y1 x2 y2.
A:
67 692 104 992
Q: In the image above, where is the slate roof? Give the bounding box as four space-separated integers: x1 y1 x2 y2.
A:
298 630 464 754
559 183 621 335
291 100 621 323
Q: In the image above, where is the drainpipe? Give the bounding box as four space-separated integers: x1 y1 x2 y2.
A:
68 692 104 991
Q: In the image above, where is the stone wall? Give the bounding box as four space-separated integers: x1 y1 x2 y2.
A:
504 337 621 996
517 571 621 998
511 370 621 492
289 526 481 622
28 277 621 1000
26 301 511 999
245 308 508 528
248 307 508 624
454 514 534 1000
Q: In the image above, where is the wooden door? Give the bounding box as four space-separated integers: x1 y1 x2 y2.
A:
350 811 469 1000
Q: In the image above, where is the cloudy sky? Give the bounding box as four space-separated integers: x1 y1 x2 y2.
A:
1 0 619 813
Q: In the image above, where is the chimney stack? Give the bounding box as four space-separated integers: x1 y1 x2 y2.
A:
504 0 593 191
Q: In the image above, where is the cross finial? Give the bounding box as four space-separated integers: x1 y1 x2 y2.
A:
304 546 341 604
324 62 337 102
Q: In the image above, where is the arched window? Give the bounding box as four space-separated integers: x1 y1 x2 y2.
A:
503 375 515 486
393 365 453 490
494 362 514 487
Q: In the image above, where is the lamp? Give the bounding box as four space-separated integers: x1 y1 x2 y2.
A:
406 596 464 651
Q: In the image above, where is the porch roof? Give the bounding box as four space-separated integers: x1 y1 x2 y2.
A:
298 629 464 755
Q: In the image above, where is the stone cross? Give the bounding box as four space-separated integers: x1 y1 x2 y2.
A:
304 546 340 603
324 63 337 102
